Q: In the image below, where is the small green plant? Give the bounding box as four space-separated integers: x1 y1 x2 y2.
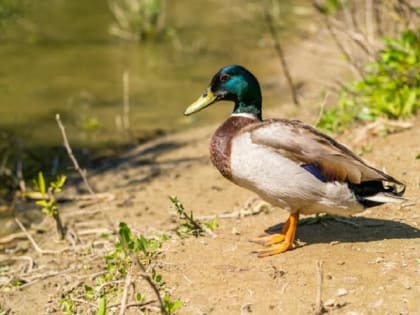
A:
163 293 183 315
104 222 162 280
318 30 420 133
60 223 181 314
169 196 218 238
108 0 167 41
96 296 106 315
116 222 162 259
30 172 67 239
107 223 181 313
59 298 75 315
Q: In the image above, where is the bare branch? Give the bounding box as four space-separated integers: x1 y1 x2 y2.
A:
263 8 300 106
311 0 365 79
398 0 420 18
55 114 95 195
329 18 375 56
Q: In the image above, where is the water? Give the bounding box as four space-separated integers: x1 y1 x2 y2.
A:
0 0 311 235
0 0 306 149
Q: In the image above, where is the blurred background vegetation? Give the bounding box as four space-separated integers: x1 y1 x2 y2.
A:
0 0 309 204
0 0 418 220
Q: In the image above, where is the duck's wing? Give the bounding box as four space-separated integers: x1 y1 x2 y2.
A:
248 119 404 186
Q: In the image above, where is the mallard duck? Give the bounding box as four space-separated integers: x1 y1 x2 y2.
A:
184 65 405 257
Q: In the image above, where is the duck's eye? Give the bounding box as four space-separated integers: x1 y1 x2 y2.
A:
220 74 230 82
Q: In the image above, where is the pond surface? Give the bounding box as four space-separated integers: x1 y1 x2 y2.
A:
0 0 308 149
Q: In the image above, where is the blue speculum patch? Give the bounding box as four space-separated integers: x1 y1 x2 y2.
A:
301 164 326 182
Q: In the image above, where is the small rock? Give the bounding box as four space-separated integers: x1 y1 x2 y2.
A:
324 298 336 307
369 299 384 308
400 278 411 289
241 303 252 314
231 227 241 235
375 257 384 263
337 288 348 297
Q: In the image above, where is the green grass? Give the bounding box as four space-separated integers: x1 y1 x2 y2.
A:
169 195 218 238
59 222 182 314
29 172 67 240
317 29 420 133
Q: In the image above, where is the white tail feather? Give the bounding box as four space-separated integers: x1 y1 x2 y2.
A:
365 193 406 204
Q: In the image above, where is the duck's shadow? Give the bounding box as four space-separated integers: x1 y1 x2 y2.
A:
265 216 420 245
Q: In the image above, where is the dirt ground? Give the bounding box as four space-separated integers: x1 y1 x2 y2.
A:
1 29 419 315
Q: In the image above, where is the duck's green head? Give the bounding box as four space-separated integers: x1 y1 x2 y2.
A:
184 65 262 120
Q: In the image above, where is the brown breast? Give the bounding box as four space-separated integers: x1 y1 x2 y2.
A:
209 115 258 179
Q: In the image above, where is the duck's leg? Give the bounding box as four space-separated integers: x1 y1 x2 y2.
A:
255 212 299 257
251 216 290 246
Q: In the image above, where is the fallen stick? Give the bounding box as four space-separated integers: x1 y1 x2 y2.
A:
119 272 132 315
14 218 63 255
315 260 325 315
0 232 27 244
19 268 75 289
25 192 115 202
77 228 114 236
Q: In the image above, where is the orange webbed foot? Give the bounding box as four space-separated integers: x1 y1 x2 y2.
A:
252 212 299 258
250 233 286 246
254 240 293 257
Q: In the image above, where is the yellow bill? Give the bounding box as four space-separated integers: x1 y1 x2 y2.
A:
184 88 217 116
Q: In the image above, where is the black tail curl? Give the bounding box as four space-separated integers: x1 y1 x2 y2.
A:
348 180 406 208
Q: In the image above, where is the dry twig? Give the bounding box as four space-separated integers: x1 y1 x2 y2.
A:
19 268 75 289
25 192 115 202
56 113 117 234
119 272 132 315
264 8 300 106
14 218 63 255
311 0 365 79
55 114 95 195
130 253 166 314
315 260 326 315
0 231 27 244
77 228 114 236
